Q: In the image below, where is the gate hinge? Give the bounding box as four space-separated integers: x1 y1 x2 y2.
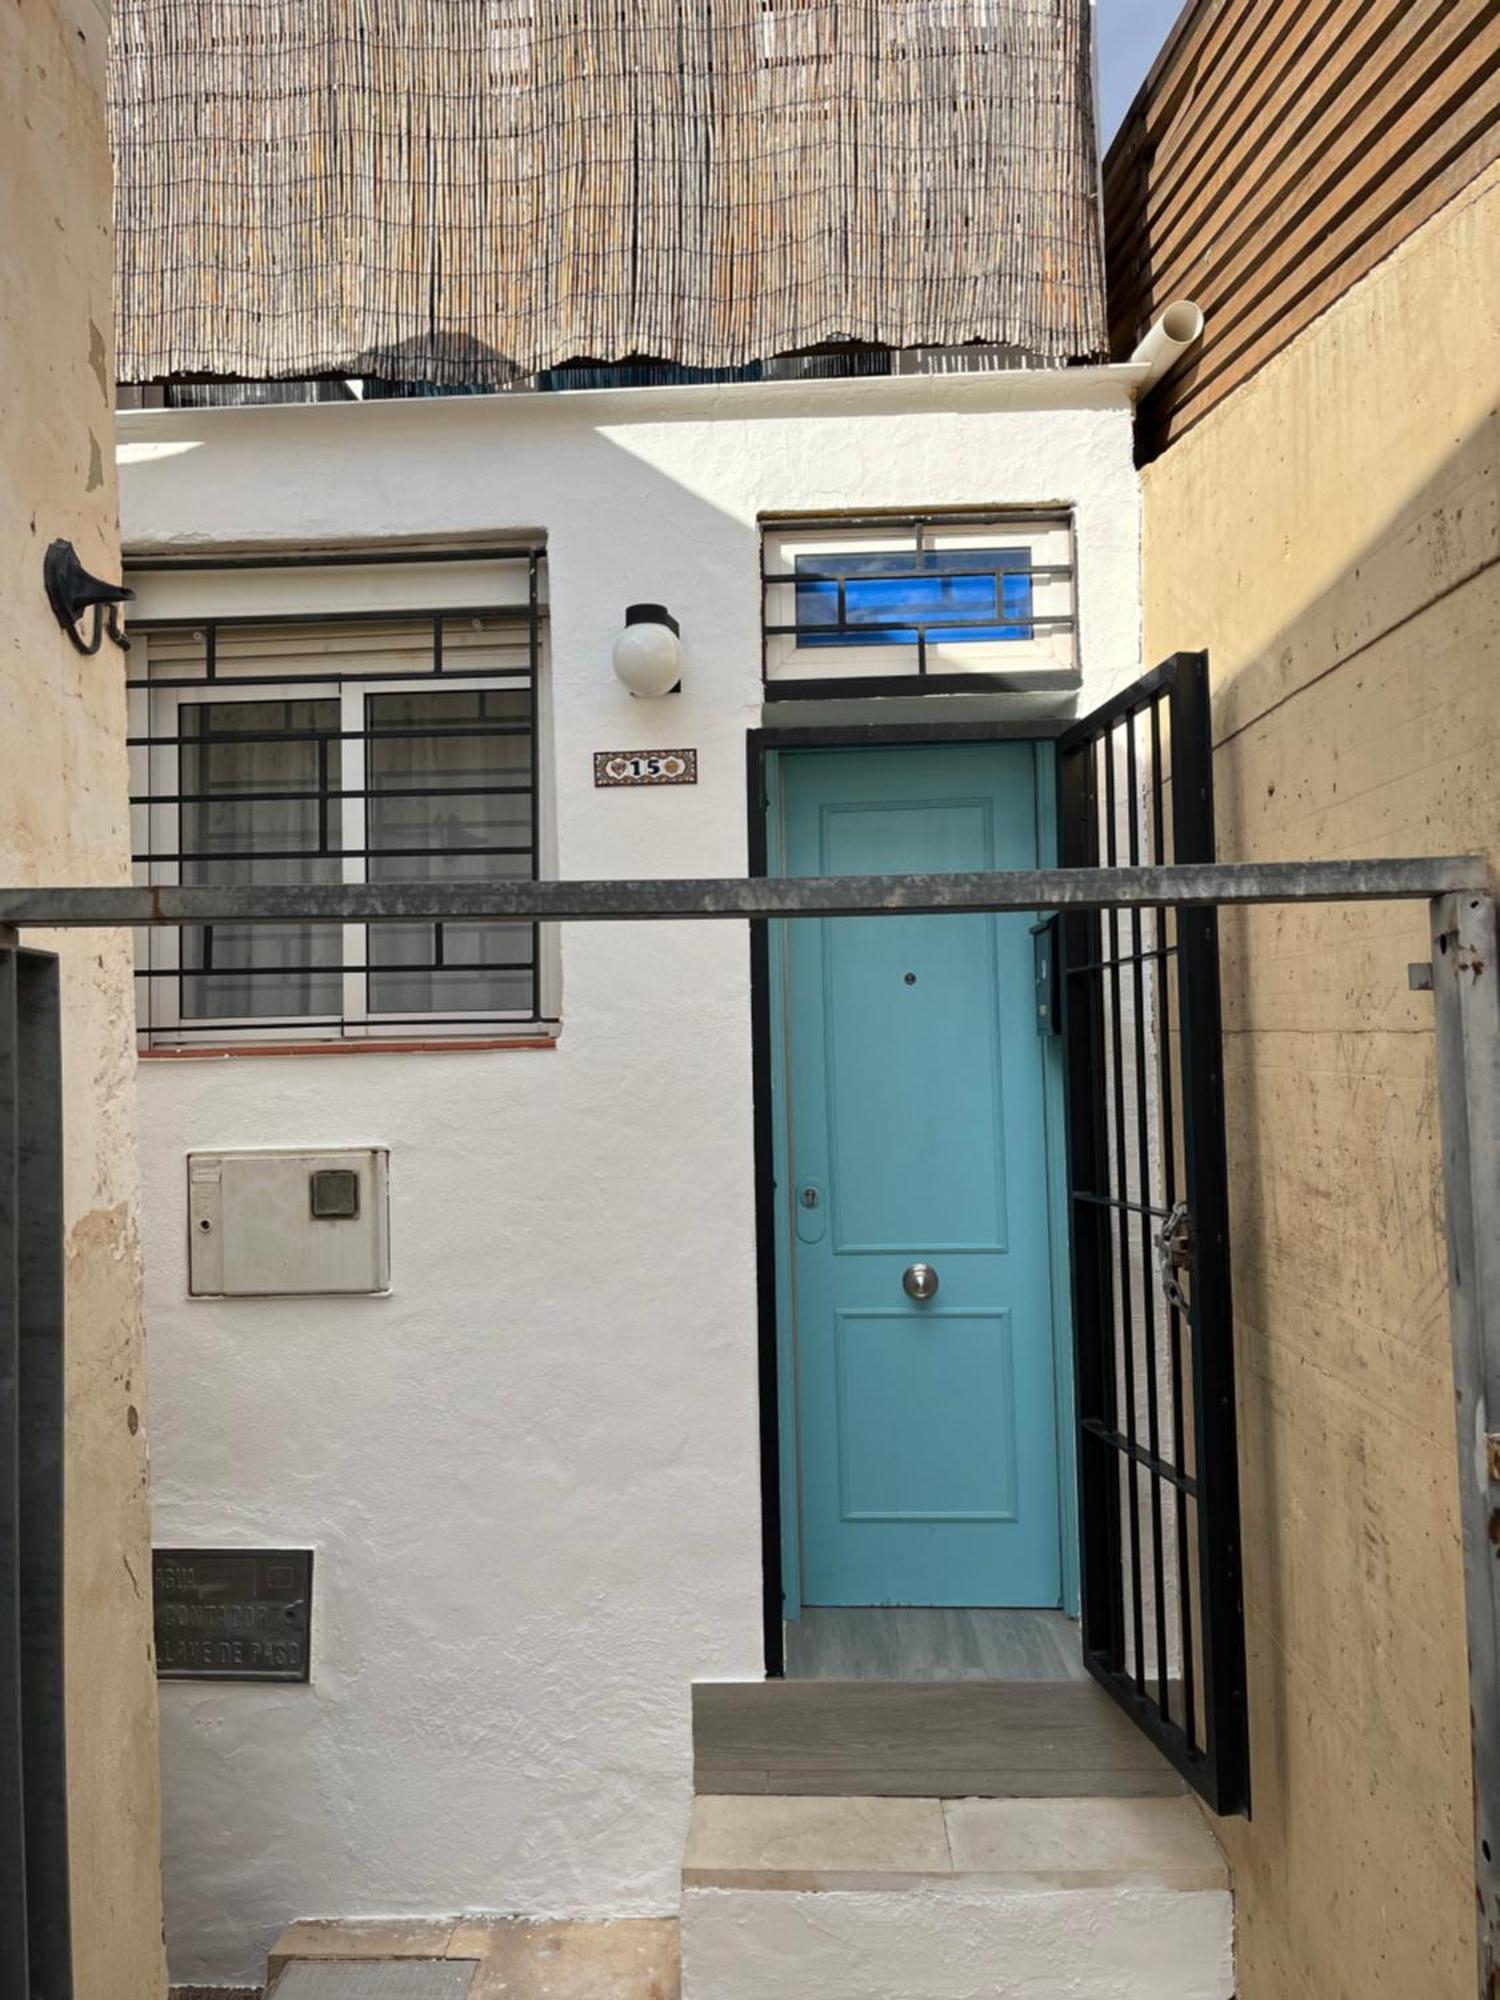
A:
1155 1202 1193 1315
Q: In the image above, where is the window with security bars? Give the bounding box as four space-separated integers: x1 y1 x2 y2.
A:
127 549 550 1045
761 512 1077 696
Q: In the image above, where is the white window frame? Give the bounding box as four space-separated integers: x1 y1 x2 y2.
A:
762 514 1077 688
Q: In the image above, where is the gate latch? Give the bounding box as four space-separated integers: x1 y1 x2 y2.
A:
1155 1203 1194 1315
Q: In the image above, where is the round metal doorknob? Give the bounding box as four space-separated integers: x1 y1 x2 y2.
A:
902 1263 940 1302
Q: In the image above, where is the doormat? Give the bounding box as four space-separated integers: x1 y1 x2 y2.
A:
271 1965 476 2000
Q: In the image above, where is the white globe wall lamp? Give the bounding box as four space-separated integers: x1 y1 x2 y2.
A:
612 602 682 697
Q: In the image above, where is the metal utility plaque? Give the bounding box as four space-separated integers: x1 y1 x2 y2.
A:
593 747 697 787
153 1548 312 1682
187 1147 389 1296
273 1966 475 1999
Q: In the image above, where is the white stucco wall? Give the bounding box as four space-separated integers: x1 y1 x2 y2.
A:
118 372 1144 1985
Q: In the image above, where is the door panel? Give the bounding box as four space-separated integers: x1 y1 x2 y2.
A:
833 1308 1017 1523
774 744 1060 1608
822 856 1008 1253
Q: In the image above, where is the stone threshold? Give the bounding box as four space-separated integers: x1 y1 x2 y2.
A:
682 1793 1228 1896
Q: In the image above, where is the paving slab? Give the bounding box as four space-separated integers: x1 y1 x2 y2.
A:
270 1922 461 1977
268 1914 679 1999
942 1795 1228 1890
450 1918 679 2000
684 1794 951 1891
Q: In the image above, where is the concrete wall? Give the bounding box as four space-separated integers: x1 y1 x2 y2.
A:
1140 160 1500 2000
116 371 1144 1985
0 4 167 1996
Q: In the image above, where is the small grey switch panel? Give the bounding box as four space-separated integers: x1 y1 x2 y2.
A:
188 1148 389 1297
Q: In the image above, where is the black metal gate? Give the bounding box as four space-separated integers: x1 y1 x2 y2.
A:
1057 653 1249 1816
0 947 72 2000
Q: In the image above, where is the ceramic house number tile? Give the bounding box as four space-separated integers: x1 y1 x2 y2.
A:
594 748 698 787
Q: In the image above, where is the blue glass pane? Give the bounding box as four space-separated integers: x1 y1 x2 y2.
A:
794 547 1033 647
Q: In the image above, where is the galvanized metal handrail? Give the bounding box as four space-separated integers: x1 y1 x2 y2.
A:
0 857 1487 929
2 856 1497 1983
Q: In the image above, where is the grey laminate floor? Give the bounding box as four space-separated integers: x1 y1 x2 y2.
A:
783 1606 1087 1683
692 1678 1186 1798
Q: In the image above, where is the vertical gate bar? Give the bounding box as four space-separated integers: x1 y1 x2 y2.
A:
0 951 28 2000
1151 694 1197 1752
15 951 70 1995
528 555 542 1024
1058 739 1122 1675
1103 731 1147 1691
1169 657 1248 1815
1428 888 1500 1999
1126 715 1170 1716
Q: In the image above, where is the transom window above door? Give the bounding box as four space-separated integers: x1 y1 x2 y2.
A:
126 547 552 1047
760 512 1078 697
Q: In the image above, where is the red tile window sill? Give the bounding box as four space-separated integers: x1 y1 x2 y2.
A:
139 1036 558 1061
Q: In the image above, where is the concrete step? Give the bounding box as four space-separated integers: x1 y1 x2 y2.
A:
680 1794 1233 1999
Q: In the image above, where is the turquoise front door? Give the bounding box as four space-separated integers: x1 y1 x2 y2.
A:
772 744 1062 1608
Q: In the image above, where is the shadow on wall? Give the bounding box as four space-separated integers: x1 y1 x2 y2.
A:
1197 405 1498 2000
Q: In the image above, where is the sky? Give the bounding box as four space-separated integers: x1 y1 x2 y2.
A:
1095 0 1186 146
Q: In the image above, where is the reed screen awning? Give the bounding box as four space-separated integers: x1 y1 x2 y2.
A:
109 0 1107 388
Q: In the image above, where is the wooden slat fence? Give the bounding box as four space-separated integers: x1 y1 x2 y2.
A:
1105 0 1500 457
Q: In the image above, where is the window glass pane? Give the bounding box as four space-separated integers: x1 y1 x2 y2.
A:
179 700 342 1020
794 547 1033 646
365 688 535 1017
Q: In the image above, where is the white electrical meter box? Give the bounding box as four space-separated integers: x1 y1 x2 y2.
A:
187 1149 390 1297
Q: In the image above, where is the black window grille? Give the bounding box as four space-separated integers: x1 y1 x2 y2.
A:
127 548 549 1043
791 547 1036 650
760 512 1079 699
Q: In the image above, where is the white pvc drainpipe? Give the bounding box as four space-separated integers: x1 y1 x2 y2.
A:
1130 300 1206 394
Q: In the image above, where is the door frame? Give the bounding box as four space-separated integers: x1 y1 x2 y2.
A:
746 722 1077 1673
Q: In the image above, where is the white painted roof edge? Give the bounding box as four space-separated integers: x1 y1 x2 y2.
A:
115 362 1151 447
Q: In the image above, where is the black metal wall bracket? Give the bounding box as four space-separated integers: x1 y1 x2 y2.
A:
42 541 133 656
